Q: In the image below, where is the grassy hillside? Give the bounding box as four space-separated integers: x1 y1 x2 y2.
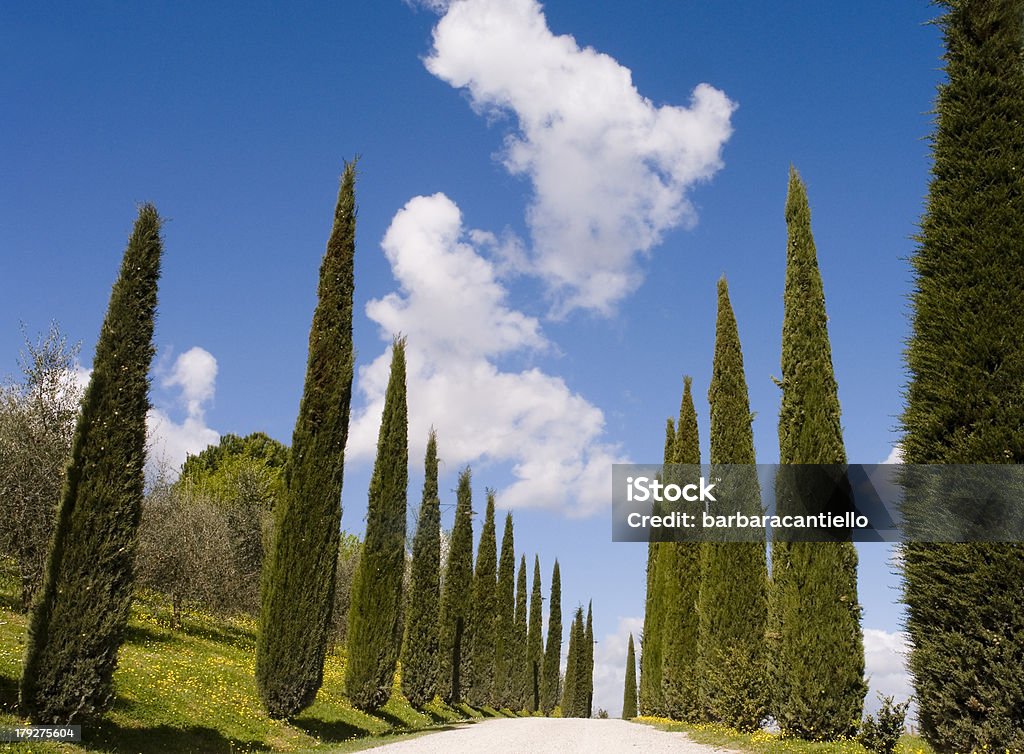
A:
0 558 484 753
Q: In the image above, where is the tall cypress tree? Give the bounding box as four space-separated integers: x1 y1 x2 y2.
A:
345 338 408 710
540 559 562 714
512 554 530 710
698 277 769 731
21 205 162 723
902 4 1024 751
526 555 544 712
493 512 516 708
639 418 675 716
401 429 441 708
561 607 583 716
467 489 498 706
661 377 702 722
583 601 594 718
255 163 356 718
774 169 865 739
439 468 474 703
623 633 638 720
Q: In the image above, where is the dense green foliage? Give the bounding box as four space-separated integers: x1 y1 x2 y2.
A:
401 429 441 708
21 205 162 723
466 490 498 706
660 377 702 722
345 338 409 710
623 633 638 720
699 278 769 731
540 559 562 714
493 512 516 708
901 3 1024 751
773 168 865 739
560 606 585 717
583 601 594 718
512 555 530 710
638 417 675 716
526 554 544 711
256 163 357 719
180 432 288 500
439 468 475 703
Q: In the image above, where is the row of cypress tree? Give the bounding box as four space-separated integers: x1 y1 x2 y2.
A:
426 465 593 714
639 168 865 740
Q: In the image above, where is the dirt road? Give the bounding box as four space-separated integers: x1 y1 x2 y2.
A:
362 717 728 753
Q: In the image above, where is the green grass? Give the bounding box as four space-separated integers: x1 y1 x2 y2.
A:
633 717 935 754
0 558 476 753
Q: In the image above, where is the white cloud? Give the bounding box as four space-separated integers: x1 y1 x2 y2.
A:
882 444 904 464
147 347 220 476
349 194 624 517
591 615 643 718
424 0 735 316
863 628 915 717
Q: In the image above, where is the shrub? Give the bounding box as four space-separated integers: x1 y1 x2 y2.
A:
858 694 909 754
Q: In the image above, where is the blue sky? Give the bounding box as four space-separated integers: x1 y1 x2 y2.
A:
2 1 943 717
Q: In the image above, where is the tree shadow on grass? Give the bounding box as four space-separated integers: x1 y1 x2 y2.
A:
290 715 379 743
83 720 270 754
0 673 20 714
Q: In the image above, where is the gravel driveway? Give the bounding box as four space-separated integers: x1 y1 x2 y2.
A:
362 717 729 753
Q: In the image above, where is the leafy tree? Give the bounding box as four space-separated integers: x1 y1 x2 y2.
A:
0 323 83 610
901 3 1024 751
698 277 769 731
661 377 702 722
526 554 544 711
623 633 638 719
21 205 162 723
467 489 498 706
439 467 474 703
256 162 357 718
345 338 408 711
773 168 865 739
512 555 529 710
561 606 585 717
401 429 441 708
493 512 516 708
178 432 289 615
639 417 675 716
540 559 562 714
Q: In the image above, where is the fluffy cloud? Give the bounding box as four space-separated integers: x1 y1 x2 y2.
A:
349 194 624 516
863 628 915 717
147 347 219 476
590 615 644 718
882 444 904 464
424 0 735 315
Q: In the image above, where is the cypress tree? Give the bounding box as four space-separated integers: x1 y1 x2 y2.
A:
401 429 441 708
493 512 516 708
345 338 408 710
698 277 769 731
466 490 498 707
512 554 530 710
583 601 594 718
661 377 702 722
21 205 162 723
902 3 1024 751
540 559 562 714
255 163 356 718
561 607 583 716
623 633 638 719
526 554 544 712
439 467 474 703
773 168 865 739
638 418 675 716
